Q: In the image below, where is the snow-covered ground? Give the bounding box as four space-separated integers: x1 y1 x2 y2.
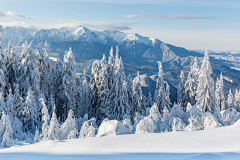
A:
1 122 240 160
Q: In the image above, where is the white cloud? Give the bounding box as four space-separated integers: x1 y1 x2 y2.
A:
159 15 217 19
123 15 141 19
0 20 138 31
28 16 36 19
0 10 26 19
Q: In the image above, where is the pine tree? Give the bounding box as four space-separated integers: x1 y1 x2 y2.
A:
132 71 146 116
40 98 49 140
5 88 15 120
0 27 7 96
227 89 233 108
107 46 115 91
177 70 185 107
89 60 100 118
5 41 17 90
234 89 240 111
184 57 199 107
81 69 90 117
97 54 109 122
75 73 82 118
48 106 60 140
12 83 24 118
60 110 77 140
0 113 14 147
109 57 130 120
196 48 217 113
161 106 170 121
154 61 171 114
215 72 225 111
36 42 53 103
146 91 153 109
34 126 40 143
127 74 134 111
87 122 95 138
22 88 38 133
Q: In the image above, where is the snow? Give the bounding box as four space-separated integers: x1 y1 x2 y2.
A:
97 120 132 137
0 124 240 159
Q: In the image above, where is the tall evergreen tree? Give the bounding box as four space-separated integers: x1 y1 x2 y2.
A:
81 69 90 117
0 26 7 96
126 74 134 112
146 91 153 109
109 57 130 120
234 89 240 111
154 61 171 114
132 71 146 116
184 57 199 107
177 70 185 107
227 89 233 108
215 72 225 111
107 46 115 91
196 48 217 113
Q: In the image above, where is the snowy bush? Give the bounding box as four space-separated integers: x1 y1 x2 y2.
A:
79 121 89 138
221 108 239 126
169 104 185 121
87 123 96 138
135 117 155 134
60 110 77 140
67 130 77 139
149 103 161 122
202 112 222 130
161 106 170 122
169 117 186 132
48 107 60 140
122 118 134 133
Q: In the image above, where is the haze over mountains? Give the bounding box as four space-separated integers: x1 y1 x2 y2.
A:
1 26 240 101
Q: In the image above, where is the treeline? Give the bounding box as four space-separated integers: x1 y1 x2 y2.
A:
0 25 239 147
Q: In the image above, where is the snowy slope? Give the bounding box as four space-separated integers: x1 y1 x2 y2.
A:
1 124 240 159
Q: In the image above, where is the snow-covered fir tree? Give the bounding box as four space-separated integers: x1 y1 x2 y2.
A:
184 57 199 107
132 71 146 116
227 89 233 108
126 74 134 111
75 74 82 118
81 69 90 117
5 41 17 89
196 48 217 113
89 60 100 118
0 112 14 147
215 72 225 111
0 27 7 96
177 70 185 107
154 61 171 114
234 89 240 111
40 98 49 140
5 88 15 120
87 122 96 138
34 126 40 143
48 106 60 140
36 42 53 103
146 91 153 109
109 57 130 120
60 110 77 140
12 83 24 118
107 46 115 92
22 88 38 133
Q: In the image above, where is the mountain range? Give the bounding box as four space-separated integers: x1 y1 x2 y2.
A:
1 26 240 103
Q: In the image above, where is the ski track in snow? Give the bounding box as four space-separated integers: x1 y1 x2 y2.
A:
1 124 240 160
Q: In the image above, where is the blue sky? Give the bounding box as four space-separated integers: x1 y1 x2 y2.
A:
0 0 240 51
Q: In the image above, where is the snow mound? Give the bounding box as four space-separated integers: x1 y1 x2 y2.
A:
233 119 240 127
97 120 132 137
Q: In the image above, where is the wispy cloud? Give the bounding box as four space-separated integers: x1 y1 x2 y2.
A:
0 10 26 19
28 16 36 19
0 20 138 31
123 14 141 19
159 15 217 19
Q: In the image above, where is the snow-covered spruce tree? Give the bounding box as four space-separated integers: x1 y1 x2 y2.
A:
34 126 40 143
161 106 170 121
177 70 185 107
5 41 17 90
54 59 65 122
234 89 240 111
40 98 49 140
0 26 7 96
81 69 90 117
12 116 23 140
227 89 233 108
79 121 89 138
96 54 109 123
109 57 130 120
126 74 134 111
107 46 116 92
47 93 55 117
87 122 96 138
18 40 40 100
196 48 217 113
22 87 38 133
146 91 153 109
48 106 60 140
36 42 53 104
60 110 77 140
132 71 146 116
0 112 14 147
184 57 199 108
5 88 15 121
12 83 24 118
154 61 171 114
149 103 161 122
0 92 5 115
89 60 100 118
215 72 225 111
75 73 82 118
